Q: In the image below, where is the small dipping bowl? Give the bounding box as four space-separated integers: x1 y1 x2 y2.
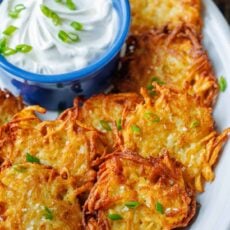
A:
0 0 131 110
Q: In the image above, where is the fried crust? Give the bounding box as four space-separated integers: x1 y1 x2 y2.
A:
0 163 82 229
66 86 229 192
0 106 107 189
116 28 218 107
122 86 230 192
0 90 24 125
130 0 202 35
83 151 196 230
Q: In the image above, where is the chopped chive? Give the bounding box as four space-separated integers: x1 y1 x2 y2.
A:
108 213 123 221
131 124 141 134
151 77 165 85
3 48 17 56
125 201 140 209
70 21 83 31
146 84 154 90
3 25 18 36
13 165 27 173
0 37 7 54
26 153 40 164
144 112 160 123
100 120 112 131
190 120 200 128
155 202 164 214
16 44 32 53
66 0 77 10
116 118 122 131
43 206 53 220
58 30 80 43
218 76 227 92
148 91 157 96
40 4 62 26
9 4 26 18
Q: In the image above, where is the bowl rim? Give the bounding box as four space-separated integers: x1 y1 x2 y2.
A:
0 0 131 83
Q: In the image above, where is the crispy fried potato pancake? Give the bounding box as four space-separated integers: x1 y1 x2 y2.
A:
84 151 196 230
0 106 106 188
0 163 82 229
130 0 202 35
67 86 229 192
116 29 218 106
59 94 143 152
122 86 230 192
0 90 23 125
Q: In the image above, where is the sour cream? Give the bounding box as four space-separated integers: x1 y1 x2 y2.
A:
0 0 118 74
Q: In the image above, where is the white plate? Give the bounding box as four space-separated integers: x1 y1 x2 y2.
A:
191 0 230 229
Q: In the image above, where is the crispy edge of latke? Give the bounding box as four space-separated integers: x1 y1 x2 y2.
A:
0 90 24 125
116 26 218 107
83 151 196 230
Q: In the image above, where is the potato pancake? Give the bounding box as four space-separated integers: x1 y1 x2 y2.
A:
116 29 218 106
121 86 229 192
67 86 229 192
84 151 196 230
0 163 82 229
0 90 23 125
130 0 202 35
0 106 106 188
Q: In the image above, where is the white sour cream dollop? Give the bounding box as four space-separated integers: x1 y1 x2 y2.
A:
0 0 118 74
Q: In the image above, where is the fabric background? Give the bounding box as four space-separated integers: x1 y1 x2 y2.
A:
214 0 230 23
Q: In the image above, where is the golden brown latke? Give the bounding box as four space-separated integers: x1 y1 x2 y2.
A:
130 0 202 35
0 163 82 229
83 151 196 230
59 94 142 152
0 90 23 125
0 106 107 189
65 86 229 192
116 28 218 107
122 86 230 192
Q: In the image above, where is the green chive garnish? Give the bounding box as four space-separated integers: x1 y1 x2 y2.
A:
108 213 123 221
70 21 83 31
3 48 17 56
146 84 154 90
16 44 32 53
144 112 160 123
26 153 40 164
40 5 62 26
66 0 77 10
155 202 164 214
116 118 122 131
43 206 53 220
100 120 112 131
9 4 26 19
58 30 80 43
131 124 141 134
13 165 27 173
190 120 200 128
125 201 140 209
218 76 227 92
3 25 18 36
151 77 165 85
0 37 7 54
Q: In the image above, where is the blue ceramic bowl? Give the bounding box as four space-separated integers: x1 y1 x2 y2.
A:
0 0 130 110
